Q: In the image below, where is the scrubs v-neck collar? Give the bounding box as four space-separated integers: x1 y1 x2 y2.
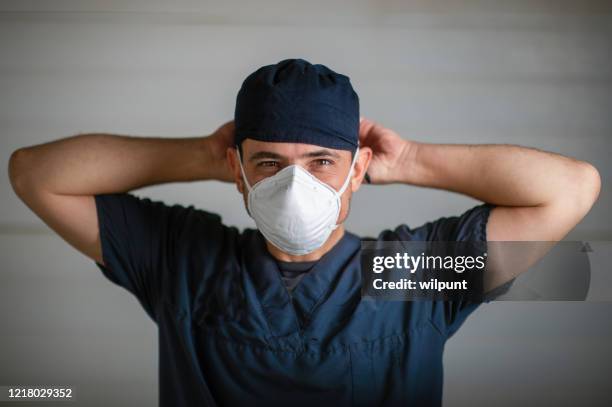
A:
244 229 362 349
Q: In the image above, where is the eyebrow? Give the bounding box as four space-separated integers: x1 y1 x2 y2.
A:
249 149 341 162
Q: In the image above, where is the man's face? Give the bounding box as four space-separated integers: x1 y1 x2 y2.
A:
226 139 371 225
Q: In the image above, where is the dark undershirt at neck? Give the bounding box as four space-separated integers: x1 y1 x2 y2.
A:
275 259 318 293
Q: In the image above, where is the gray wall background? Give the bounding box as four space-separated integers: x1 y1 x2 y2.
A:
1 1 611 406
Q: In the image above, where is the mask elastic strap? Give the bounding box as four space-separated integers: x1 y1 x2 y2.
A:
235 146 253 192
330 145 359 231
337 145 360 196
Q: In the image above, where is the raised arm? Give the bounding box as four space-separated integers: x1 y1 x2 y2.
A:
358 117 601 291
7 120 235 265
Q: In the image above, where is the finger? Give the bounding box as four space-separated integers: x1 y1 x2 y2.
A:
359 118 374 138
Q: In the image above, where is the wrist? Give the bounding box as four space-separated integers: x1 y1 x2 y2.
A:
198 134 235 182
395 140 421 184
197 135 219 180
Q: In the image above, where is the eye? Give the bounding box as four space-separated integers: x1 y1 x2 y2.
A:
314 158 334 166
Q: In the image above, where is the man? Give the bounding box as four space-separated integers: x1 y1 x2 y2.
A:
8 58 600 406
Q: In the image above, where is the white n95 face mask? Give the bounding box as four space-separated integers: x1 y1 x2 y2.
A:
236 145 360 256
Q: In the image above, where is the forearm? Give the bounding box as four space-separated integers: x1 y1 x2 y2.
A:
9 133 219 195
400 142 598 207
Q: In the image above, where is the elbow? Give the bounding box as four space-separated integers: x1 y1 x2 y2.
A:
577 161 601 209
8 148 32 197
564 161 601 219
541 161 601 241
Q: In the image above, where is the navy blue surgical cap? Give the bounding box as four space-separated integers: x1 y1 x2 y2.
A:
234 58 359 151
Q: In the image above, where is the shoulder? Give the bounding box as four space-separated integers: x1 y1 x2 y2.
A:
95 191 249 249
370 203 496 242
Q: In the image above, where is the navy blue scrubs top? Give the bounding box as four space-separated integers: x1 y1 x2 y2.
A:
93 193 496 407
